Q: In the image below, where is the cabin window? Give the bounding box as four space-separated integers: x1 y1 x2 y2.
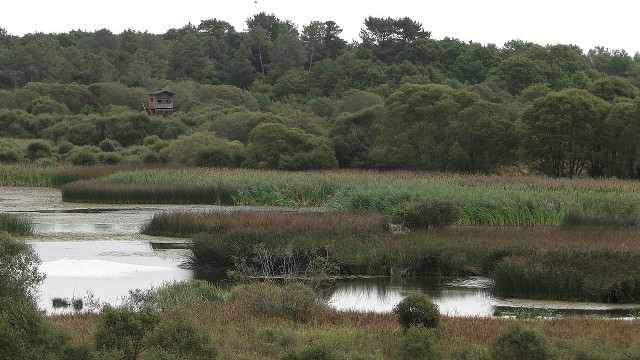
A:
157 99 163 103
150 97 154 102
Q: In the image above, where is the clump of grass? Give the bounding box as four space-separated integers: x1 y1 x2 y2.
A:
0 213 33 235
230 282 327 322
52 297 71 308
126 280 229 310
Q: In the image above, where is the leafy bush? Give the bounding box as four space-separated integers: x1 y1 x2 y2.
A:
394 199 462 229
0 232 42 300
396 325 440 360
94 305 161 360
99 152 124 165
55 140 75 155
146 310 217 360
489 322 554 360
392 292 440 329
99 139 121 152
26 140 53 161
70 150 98 166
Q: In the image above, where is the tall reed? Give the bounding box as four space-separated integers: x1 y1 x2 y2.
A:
61 168 640 226
0 213 33 235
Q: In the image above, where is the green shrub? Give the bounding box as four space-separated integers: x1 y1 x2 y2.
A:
392 292 440 329
55 141 75 155
26 140 53 161
193 146 233 167
146 310 217 360
396 325 440 360
0 233 42 300
99 139 121 152
489 322 554 360
395 199 462 229
99 152 124 165
94 305 161 360
70 151 98 166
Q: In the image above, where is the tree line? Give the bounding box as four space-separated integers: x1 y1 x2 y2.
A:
0 14 638 178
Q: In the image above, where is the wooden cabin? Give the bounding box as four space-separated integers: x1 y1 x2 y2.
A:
145 91 174 117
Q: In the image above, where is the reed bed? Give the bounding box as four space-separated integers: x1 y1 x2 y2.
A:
60 168 640 226
173 210 640 302
0 164 64 187
47 301 640 360
0 213 33 235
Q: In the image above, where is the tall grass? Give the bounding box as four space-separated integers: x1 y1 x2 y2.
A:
0 164 63 187
47 300 640 360
171 211 640 302
60 168 640 226
0 213 33 235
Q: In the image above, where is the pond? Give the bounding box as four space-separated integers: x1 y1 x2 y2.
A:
4 187 640 317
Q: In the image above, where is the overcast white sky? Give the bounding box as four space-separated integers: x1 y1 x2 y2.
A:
2 0 638 54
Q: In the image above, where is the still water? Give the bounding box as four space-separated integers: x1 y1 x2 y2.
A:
30 239 640 317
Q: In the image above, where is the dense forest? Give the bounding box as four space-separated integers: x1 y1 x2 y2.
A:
0 13 638 178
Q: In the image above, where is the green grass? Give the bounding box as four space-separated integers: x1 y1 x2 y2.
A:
61 168 640 226
0 164 62 187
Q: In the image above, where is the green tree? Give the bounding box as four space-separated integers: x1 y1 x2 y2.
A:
449 100 518 172
595 98 640 178
244 122 337 170
493 56 551 94
586 75 638 101
372 84 487 171
522 88 610 177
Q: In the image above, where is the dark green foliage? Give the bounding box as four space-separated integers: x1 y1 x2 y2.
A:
392 292 440 329
586 75 638 101
489 323 554 360
95 305 161 360
0 232 42 300
99 139 121 152
522 89 610 178
26 139 53 161
396 325 440 360
146 310 217 360
395 199 462 229
70 150 99 166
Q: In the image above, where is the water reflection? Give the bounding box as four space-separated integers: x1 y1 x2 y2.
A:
326 277 494 316
30 241 192 314
33 223 142 232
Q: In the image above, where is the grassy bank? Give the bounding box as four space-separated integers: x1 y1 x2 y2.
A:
47 300 640 360
62 167 640 226
146 210 640 303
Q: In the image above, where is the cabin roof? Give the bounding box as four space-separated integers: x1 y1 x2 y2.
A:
148 90 175 96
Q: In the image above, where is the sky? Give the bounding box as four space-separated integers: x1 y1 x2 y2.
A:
2 0 639 54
